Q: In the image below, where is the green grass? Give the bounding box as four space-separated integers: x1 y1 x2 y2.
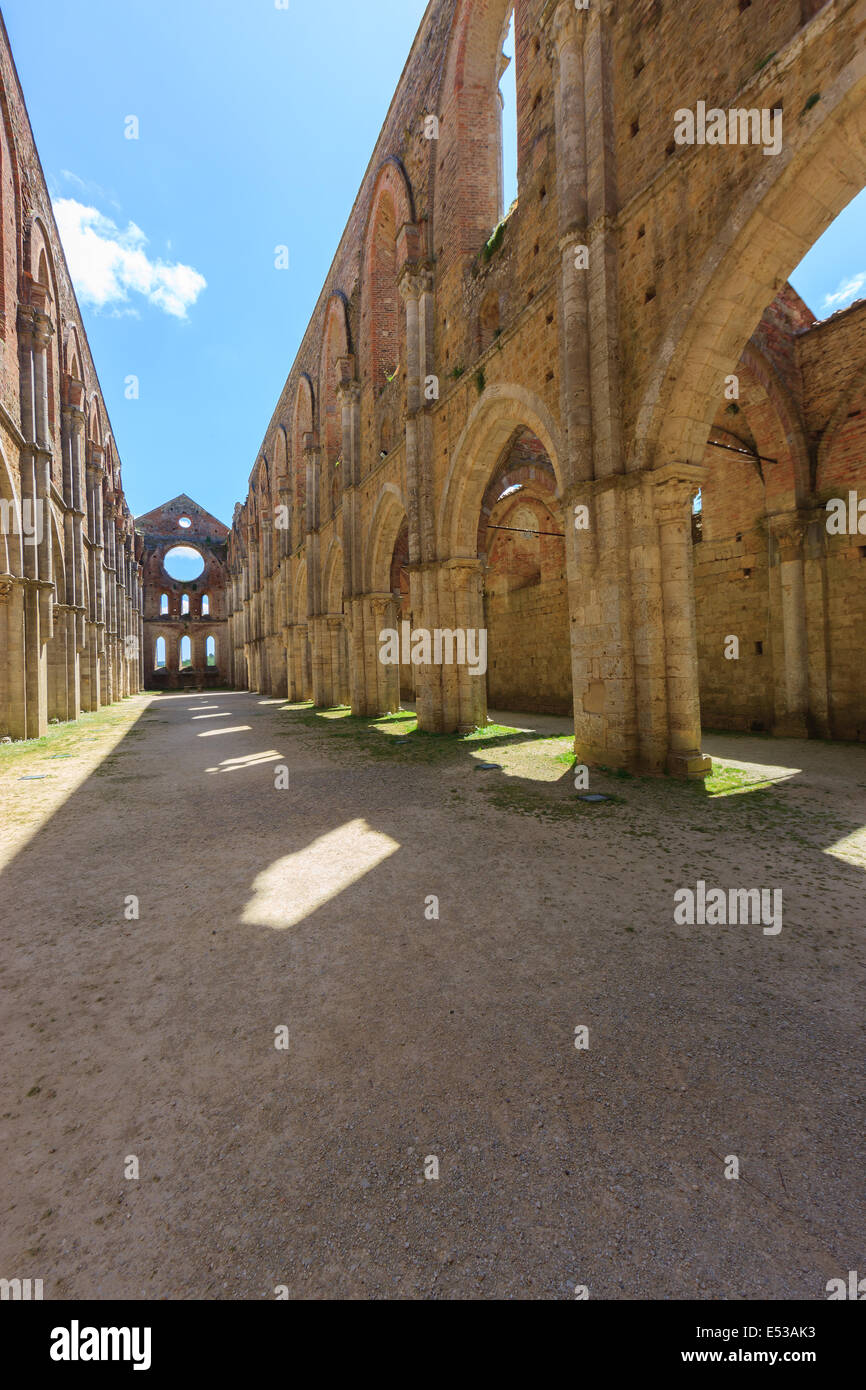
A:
278 703 535 764
0 701 147 769
276 703 863 851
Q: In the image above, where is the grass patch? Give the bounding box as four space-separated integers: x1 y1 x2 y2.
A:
0 703 147 769
279 704 534 765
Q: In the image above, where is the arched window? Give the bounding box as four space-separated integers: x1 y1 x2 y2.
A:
369 191 400 392
500 8 517 218
206 635 216 667
201 594 210 616
155 637 166 669
160 593 169 615
181 593 190 615
180 635 192 668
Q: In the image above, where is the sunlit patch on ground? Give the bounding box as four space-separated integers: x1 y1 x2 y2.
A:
241 819 401 929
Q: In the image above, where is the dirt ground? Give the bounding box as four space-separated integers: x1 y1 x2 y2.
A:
1 690 864 1300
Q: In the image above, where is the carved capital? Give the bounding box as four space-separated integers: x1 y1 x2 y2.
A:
769 512 808 559
337 379 361 410
653 462 705 527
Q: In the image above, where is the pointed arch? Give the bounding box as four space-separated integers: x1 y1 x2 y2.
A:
438 383 564 558
320 294 352 518
87 394 103 446
0 83 22 335
292 374 314 547
322 536 345 615
738 341 811 508
433 0 516 264
361 160 415 393
366 482 408 593
293 559 308 624
0 437 21 577
634 50 866 473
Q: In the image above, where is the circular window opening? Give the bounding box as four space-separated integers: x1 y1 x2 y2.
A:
163 546 205 582
178 516 192 529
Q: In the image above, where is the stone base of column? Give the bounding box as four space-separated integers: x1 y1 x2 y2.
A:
667 749 712 779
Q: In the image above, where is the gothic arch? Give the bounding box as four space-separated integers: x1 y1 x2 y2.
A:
0 83 22 332
361 159 414 392
738 341 811 508
438 383 564 558
635 49 866 475
322 536 344 615
0 438 21 577
292 373 314 547
366 482 408 593
272 425 289 482
433 0 516 263
87 394 103 446
320 294 352 519
293 559 308 624
63 323 85 384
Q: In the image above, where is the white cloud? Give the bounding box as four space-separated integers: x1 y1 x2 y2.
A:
52 197 207 320
821 272 866 315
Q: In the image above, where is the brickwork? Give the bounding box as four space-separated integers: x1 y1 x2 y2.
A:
223 0 866 772
0 14 142 740
695 290 866 740
137 494 230 691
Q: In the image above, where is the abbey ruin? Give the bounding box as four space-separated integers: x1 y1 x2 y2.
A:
2 0 866 763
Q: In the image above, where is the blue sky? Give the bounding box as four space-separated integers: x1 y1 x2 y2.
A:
2 1 864 527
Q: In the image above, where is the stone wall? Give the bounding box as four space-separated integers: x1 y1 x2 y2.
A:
695 290 866 741
137 494 230 692
221 0 866 771
0 14 141 740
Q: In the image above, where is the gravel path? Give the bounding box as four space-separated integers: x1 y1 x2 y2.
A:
1 691 864 1300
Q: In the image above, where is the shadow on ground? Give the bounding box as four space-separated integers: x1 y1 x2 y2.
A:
0 691 864 1299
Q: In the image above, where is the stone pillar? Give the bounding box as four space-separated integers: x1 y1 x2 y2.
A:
84 450 105 710
0 574 28 739
369 595 400 716
349 596 370 715
654 466 711 778
64 386 88 686
17 302 53 738
551 0 592 489
770 513 810 738
445 560 486 733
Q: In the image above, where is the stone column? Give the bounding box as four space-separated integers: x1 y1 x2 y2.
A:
369 595 399 716
770 513 810 738
64 386 88 666
87 451 105 709
0 574 28 739
277 480 292 699
17 301 53 738
654 466 712 778
447 559 486 733
551 0 592 489
338 377 361 704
